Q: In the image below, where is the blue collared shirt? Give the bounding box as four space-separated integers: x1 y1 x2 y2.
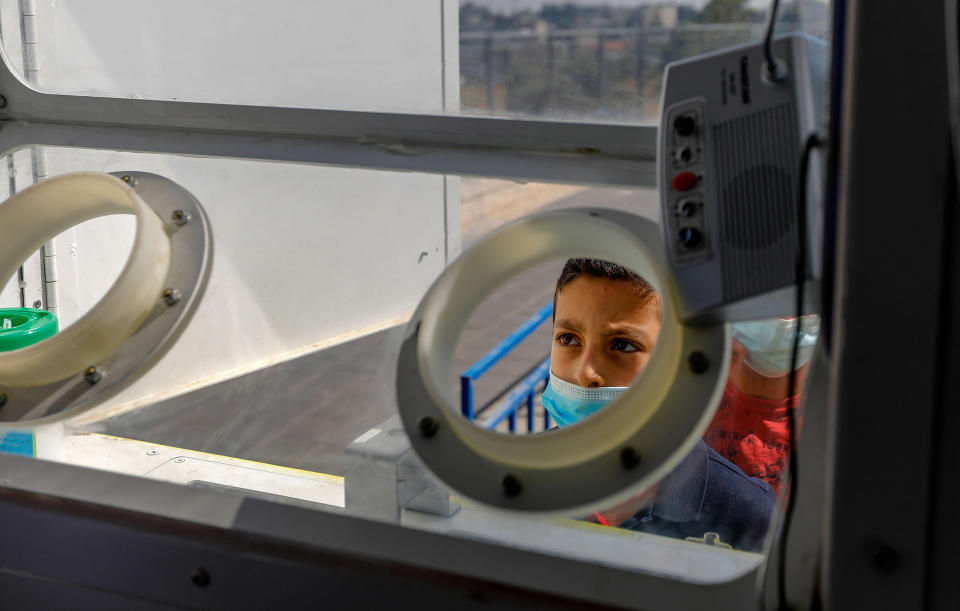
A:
618 439 776 552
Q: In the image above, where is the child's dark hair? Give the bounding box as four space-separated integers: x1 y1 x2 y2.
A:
553 258 660 318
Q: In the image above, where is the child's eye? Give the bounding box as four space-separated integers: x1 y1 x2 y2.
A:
556 333 581 347
612 339 641 353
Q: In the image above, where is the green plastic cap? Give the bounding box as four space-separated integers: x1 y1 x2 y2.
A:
0 308 59 352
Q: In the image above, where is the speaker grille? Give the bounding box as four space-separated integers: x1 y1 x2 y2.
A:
712 102 800 302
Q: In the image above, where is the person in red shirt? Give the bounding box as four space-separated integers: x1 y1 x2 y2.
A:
703 317 819 494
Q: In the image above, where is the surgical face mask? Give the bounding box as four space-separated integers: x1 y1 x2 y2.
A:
731 315 820 377
541 372 628 427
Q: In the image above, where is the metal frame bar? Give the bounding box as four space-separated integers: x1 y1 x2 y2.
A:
0 451 762 609
0 45 657 187
822 1 957 609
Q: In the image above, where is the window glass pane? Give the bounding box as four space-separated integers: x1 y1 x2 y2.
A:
460 0 831 122
0 148 781 585
0 0 827 123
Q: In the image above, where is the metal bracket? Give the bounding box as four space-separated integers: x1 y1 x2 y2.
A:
0 172 212 423
0 40 655 188
344 416 459 522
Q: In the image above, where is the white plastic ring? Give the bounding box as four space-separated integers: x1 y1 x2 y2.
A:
396 208 729 514
0 172 171 387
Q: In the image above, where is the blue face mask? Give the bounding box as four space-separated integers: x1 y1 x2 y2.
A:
541 372 628 427
731 315 820 377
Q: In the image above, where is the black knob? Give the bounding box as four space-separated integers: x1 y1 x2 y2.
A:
679 200 698 217
673 115 696 136
678 227 702 249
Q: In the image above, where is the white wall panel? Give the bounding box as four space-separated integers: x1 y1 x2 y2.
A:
32 0 447 113
0 1 460 414
44 150 447 415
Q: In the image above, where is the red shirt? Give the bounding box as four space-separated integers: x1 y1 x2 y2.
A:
703 381 798 494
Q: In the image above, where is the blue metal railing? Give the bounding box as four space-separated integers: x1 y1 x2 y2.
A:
460 302 553 433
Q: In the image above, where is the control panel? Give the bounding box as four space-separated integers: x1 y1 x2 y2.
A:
662 100 711 267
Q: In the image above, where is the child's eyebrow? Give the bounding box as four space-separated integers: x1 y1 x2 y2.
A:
603 325 654 345
553 318 581 331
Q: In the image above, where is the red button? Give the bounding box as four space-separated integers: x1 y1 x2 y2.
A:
672 171 698 192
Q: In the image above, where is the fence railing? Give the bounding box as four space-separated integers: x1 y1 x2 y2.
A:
459 23 783 123
461 302 553 433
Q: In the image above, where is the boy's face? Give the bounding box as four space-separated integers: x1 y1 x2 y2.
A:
551 276 660 388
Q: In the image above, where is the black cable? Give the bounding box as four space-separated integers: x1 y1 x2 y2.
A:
947 0 960 186
777 132 822 611
764 0 783 79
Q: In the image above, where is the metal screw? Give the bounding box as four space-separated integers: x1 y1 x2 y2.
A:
619 447 641 470
867 542 899 574
191 568 211 588
688 351 710 374
171 209 191 226
120 175 132 183
84 366 102 385
174 457 186 463
146 449 160 456
0 95 8 109
162 288 182 306
501 474 522 498
418 416 438 438
32 300 42 309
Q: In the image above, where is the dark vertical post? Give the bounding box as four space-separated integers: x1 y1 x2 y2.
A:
547 34 556 111
526 393 535 432
818 1 955 609
460 376 475 419
543 373 551 429
635 31 645 120
596 32 605 104
484 35 494 111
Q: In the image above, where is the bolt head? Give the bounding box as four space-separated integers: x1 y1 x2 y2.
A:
84 366 102 385
688 351 710 374
866 542 899 574
191 568 211 588
619 447 641 470
171 210 191 226
501 474 522 498
32 300 42 309
418 416 438 438
162 288 182 306
146 449 160 456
